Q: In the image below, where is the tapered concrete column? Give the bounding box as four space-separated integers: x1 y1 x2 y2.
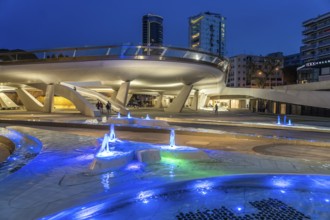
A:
16 88 44 111
205 96 210 107
0 93 19 109
165 84 193 113
126 93 133 106
111 90 118 101
190 90 199 111
198 93 207 109
156 92 163 108
43 84 55 113
116 81 130 106
54 84 100 117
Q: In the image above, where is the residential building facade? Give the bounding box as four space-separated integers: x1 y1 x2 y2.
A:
298 12 330 83
283 53 301 85
142 14 163 46
227 54 284 88
188 12 226 56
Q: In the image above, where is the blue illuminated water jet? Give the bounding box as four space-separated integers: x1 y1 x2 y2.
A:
283 115 287 125
127 112 131 119
96 134 113 157
277 115 281 125
288 119 292 126
109 124 116 142
146 114 150 120
170 129 175 147
117 112 121 118
96 125 117 157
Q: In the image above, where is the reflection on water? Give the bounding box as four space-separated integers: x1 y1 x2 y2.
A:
0 128 42 181
43 175 330 220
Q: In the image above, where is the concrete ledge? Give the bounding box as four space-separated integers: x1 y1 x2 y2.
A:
135 149 161 163
1 119 330 148
0 136 15 163
89 152 134 173
107 117 169 127
161 149 209 160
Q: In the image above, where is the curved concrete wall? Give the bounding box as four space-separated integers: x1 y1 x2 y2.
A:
0 136 15 163
221 87 330 109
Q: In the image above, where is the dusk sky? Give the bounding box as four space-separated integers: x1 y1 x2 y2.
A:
0 0 329 56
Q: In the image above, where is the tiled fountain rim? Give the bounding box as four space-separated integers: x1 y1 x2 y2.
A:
41 173 330 219
1 119 330 148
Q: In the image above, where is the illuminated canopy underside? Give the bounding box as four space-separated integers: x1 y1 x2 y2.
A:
0 59 226 94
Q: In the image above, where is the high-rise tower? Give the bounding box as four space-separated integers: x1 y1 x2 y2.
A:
142 14 163 46
189 12 226 56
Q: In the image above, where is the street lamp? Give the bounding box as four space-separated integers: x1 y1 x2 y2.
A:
275 67 279 87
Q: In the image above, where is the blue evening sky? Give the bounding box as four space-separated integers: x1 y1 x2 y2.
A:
0 0 329 56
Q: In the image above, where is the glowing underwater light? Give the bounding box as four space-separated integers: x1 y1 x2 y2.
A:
271 176 292 188
193 180 214 195
126 162 144 171
136 190 155 204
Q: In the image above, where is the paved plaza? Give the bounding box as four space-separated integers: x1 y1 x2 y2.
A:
0 109 330 219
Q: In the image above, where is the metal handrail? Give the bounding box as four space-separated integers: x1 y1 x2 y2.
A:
0 45 228 71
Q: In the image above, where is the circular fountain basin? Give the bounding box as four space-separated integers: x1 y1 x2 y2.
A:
107 118 135 125
42 174 330 219
107 117 169 127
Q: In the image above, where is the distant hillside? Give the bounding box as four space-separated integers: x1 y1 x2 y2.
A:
0 49 37 61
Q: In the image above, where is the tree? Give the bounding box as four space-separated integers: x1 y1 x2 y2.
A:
262 56 282 88
246 55 281 88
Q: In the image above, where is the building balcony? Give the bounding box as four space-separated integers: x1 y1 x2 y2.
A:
317 22 330 31
301 53 316 61
303 26 317 35
316 31 330 40
317 50 330 58
318 41 330 48
303 36 316 43
301 44 315 52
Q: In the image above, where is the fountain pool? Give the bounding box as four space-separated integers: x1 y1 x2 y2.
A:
42 174 330 219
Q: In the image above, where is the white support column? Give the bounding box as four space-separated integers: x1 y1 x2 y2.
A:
126 93 133 106
54 84 100 117
156 92 163 108
16 88 44 112
165 85 193 113
198 93 207 109
205 96 210 108
116 81 130 106
111 90 118 101
190 89 199 111
43 84 55 113
0 93 19 109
